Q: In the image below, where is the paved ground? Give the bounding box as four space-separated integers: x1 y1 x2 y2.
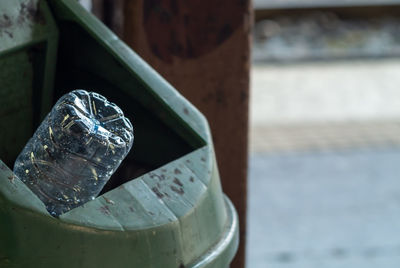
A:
247 148 400 268
247 60 400 267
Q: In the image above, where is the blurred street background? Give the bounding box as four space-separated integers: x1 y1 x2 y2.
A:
248 1 400 267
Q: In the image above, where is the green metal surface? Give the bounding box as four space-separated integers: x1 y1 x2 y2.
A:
0 0 239 267
0 0 58 166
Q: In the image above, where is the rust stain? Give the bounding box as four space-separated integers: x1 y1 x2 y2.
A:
152 187 164 198
99 205 110 215
170 185 184 195
174 168 182 174
150 172 166 181
0 0 46 33
8 175 15 183
0 163 8 171
0 14 12 29
19 0 46 25
173 177 183 187
143 0 245 62
103 196 115 205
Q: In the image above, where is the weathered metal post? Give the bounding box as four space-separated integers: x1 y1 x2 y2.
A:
91 0 124 38
121 1 252 267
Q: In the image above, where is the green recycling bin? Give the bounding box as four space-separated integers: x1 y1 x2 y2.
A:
0 0 239 267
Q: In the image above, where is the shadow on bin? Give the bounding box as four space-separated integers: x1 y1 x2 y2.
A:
0 0 239 267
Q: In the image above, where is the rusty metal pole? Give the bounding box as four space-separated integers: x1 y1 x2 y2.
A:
91 0 125 38
91 0 104 20
122 1 252 267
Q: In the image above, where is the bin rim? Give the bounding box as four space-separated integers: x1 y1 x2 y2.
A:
188 195 239 268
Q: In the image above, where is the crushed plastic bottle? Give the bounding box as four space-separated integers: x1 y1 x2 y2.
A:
13 89 134 217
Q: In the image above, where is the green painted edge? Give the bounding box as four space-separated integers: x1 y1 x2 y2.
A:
190 196 239 268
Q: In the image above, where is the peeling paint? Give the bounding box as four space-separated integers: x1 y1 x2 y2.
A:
99 205 110 215
151 187 164 198
103 196 115 205
8 175 15 183
170 185 184 195
173 177 183 187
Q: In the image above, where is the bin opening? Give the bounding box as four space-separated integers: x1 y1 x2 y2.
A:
0 2 206 196
51 21 206 193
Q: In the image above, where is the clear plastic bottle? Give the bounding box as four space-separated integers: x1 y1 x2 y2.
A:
13 90 134 217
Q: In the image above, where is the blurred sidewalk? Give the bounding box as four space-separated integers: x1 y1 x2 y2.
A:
248 59 400 268
250 59 400 152
248 148 400 268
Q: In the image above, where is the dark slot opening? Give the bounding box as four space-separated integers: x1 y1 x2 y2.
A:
51 21 205 193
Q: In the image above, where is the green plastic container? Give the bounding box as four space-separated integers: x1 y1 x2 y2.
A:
0 0 239 267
